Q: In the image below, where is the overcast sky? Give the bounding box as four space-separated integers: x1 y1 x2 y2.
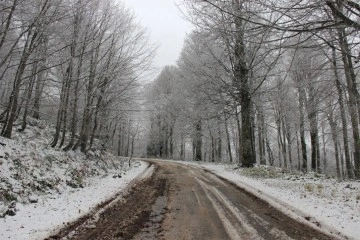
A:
122 0 193 73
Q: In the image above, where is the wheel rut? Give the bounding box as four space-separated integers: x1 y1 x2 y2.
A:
46 163 169 240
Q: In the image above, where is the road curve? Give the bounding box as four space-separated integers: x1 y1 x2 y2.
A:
49 160 340 240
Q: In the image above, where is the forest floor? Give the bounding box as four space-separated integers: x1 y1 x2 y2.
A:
50 160 353 240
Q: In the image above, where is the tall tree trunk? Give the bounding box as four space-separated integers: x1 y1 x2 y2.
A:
20 59 38 131
309 117 320 173
192 139 196 161
224 113 233 163
194 119 202 161
89 84 105 148
327 111 341 178
240 93 254 167
337 31 357 178
277 118 282 168
217 121 222 162
235 107 242 164
306 81 321 173
285 120 293 170
209 126 215 162
0 0 18 51
64 0 83 150
32 66 46 120
51 75 66 147
266 136 275 166
281 118 288 169
158 117 163 157
296 131 301 171
124 121 130 157
332 47 349 179
322 124 327 174
257 109 266 165
78 71 95 152
117 125 122 156
340 146 345 177
169 126 174 159
233 0 254 167
89 107 99 149
32 35 48 120
332 0 358 178
1 29 37 138
64 54 83 151
298 86 308 172
276 113 286 168
59 66 72 147
180 133 185 160
164 123 169 158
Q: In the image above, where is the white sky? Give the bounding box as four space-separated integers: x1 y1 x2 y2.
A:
122 0 193 73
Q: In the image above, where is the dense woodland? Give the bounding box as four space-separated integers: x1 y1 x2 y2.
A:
0 0 360 179
145 0 360 179
0 0 154 154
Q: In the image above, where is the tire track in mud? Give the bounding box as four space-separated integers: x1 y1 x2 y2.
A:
46 163 169 240
157 162 340 240
190 165 341 240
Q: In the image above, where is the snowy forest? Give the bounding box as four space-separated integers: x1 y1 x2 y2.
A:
145 0 360 180
0 0 154 153
0 0 360 180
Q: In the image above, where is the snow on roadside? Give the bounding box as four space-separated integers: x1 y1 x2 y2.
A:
0 161 148 240
0 118 150 239
180 161 360 240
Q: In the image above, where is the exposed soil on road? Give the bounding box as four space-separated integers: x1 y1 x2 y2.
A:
48 161 342 240
46 163 169 240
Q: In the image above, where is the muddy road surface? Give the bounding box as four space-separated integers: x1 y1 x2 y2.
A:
49 160 340 240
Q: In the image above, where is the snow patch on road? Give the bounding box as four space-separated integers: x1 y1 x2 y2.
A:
137 163 155 180
196 176 263 240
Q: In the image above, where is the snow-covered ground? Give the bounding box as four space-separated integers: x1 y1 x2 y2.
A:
181 161 360 240
0 161 147 240
0 118 149 239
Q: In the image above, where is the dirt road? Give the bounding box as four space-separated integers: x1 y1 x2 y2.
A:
49 160 340 240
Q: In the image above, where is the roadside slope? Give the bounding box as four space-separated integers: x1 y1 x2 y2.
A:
0 118 148 240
